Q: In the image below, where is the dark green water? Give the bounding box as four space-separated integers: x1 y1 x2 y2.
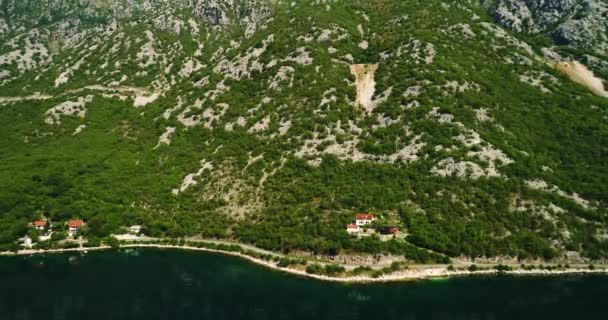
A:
0 249 606 320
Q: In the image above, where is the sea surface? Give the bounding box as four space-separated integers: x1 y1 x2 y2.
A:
0 249 606 320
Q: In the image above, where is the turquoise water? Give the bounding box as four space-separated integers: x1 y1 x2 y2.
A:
0 249 606 320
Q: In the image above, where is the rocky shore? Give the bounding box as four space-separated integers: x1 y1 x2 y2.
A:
2 242 607 284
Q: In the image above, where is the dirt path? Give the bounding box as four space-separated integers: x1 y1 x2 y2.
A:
0 94 52 104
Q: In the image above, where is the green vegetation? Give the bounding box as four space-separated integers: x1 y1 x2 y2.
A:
305 263 345 276
0 0 607 264
495 264 513 272
276 257 307 268
104 236 120 249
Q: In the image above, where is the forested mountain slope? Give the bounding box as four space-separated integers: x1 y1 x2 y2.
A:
1 0 607 262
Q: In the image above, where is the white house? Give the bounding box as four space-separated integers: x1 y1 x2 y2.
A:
68 219 84 235
355 213 375 226
130 225 142 234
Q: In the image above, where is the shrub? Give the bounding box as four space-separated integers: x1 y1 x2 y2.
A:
59 242 79 249
389 261 402 271
276 257 294 268
495 264 512 272
353 266 372 275
51 232 67 241
305 264 323 275
324 264 345 275
0 243 20 252
84 238 101 247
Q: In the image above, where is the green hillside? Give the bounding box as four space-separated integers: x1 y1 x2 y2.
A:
1 0 607 263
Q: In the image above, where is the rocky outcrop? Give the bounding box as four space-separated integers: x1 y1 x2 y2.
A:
0 0 271 29
490 0 578 33
189 0 271 26
487 0 608 56
350 64 378 113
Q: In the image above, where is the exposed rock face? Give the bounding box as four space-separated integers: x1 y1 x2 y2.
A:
0 0 271 31
554 61 608 97
189 0 271 26
488 0 608 55
491 0 577 33
350 64 378 113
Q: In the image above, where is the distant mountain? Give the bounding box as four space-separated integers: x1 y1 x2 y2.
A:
1 0 607 263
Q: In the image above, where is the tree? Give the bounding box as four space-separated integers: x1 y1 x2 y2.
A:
495 264 512 272
51 231 67 241
305 264 323 274
324 264 345 275
104 236 120 249
27 229 40 242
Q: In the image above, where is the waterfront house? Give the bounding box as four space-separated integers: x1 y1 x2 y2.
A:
346 224 360 234
355 213 375 226
32 220 47 231
130 225 142 234
68 219 85 234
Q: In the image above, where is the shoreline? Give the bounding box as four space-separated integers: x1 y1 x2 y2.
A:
2 243 607 283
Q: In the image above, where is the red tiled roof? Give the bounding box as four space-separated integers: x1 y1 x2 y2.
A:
355 213 374 221
346 224 359 229
68 219 84 228
33 220 47 227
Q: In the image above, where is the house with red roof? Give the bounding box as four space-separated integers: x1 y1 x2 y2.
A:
355 213 375 226
32 220 47 231
68 219 85 234
346 224 360 234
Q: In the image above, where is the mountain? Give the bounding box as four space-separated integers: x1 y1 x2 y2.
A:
487 0 608 75
1 0 607 263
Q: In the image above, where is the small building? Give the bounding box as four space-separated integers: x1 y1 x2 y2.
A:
379 226 399 235
355 213 375 226
130 225 142 234
32 220 47 231
68 219 85 233
346 224 360 234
